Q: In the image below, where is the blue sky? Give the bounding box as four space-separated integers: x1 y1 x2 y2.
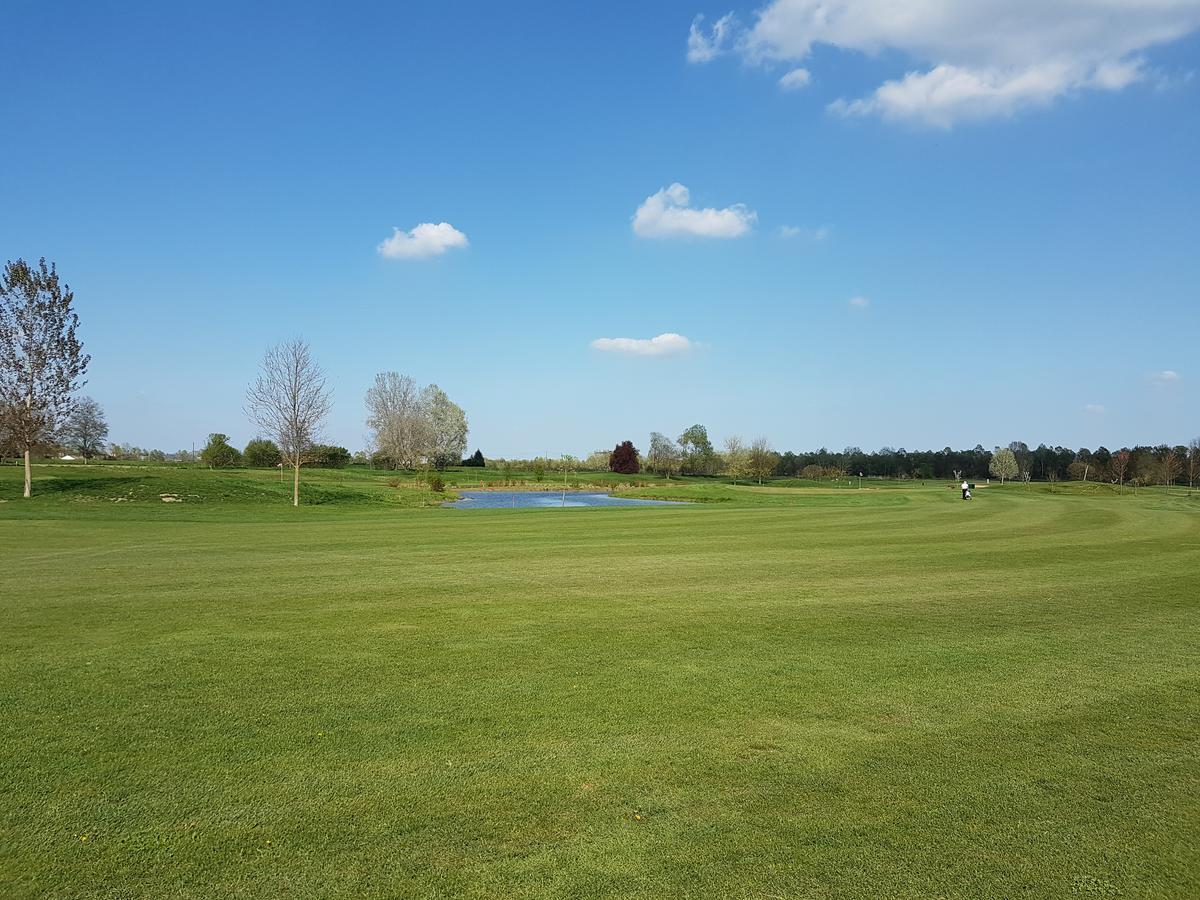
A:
3 1 1197 457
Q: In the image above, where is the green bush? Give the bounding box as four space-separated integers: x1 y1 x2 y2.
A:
309 445 351 468
200 433 242 468
428 474 445 493
244 438 281 468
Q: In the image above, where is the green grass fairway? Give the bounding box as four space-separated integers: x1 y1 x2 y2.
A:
2 467 1198 898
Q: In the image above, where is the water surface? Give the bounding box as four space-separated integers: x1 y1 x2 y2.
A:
445 490 687 509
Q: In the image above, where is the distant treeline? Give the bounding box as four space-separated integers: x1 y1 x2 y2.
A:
484 439 1198 488
771 443 1194 484
9 430 1197 488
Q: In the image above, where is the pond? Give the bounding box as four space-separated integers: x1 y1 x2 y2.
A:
444 490 688 509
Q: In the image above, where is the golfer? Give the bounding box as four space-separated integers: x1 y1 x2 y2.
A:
961 480 969 500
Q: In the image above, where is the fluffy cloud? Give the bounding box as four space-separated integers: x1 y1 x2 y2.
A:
1084 403 1106 414
377 222 469 260
687 12 734 63
632 183 756 239
695 0 1200 126
591 333 694 357
828 60 1144 127
778 67 811 91
848 296 869 307
1153 369 1181 384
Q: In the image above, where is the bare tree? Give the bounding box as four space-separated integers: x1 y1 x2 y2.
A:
1160 449 1182 494
245 338 332 507
1188 439 1200 496
365 372 428 469
0 259 90 497
1110 450 1130 491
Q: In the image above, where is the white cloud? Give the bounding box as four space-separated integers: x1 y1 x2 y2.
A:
688 12 735 63
848 296 869 307
378 222 469 260
780 224 829 240
828 60 1145 127
704 0 1200 126
778 67 811 90
1084 403 1106 414
632 183 755 239
1153 369 1181 384
591 333 694 357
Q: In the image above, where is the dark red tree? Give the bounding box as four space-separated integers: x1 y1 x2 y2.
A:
609 440 640 474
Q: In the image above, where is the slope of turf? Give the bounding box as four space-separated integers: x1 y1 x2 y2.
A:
1 470 1197 898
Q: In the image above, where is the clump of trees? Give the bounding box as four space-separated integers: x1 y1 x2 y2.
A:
0 258 90 497
646 432 681 479
800 464 846 480
365 372 468 470
609 440 640 474
245 338 333 506
584 449 612 471
201 433 242 468
715 435 780 484
309 444 350 468
243 438 281 468
766 440 1198 488
462 449 485 467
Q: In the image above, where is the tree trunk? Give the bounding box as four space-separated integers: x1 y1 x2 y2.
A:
23 448 31 498
293 463 300 507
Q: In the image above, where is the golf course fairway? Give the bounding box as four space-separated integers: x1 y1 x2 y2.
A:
2 470 1197 898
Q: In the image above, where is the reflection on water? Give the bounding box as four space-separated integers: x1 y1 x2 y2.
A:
444 490 687 509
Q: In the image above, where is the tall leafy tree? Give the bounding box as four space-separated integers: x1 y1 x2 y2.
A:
989 447 1019 484
722 436 749 481
245 338 332 506
0 259 90 497
62 396 108 462
422 384 468 470
647 432 681 479
609 440 640 474
678 424 715 475
747 437 779 485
